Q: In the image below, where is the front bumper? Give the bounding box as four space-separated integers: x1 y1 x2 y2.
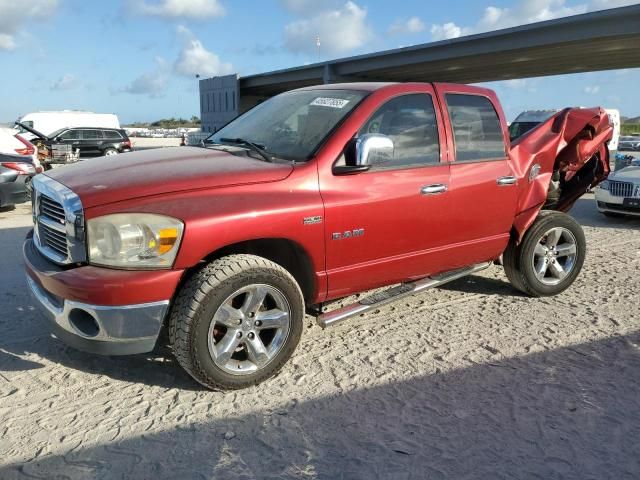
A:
594 188 640 217
24 235 181 355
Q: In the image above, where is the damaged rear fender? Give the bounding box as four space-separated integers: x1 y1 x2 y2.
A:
510 107 612 240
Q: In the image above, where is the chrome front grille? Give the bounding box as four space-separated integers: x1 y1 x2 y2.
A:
32 175 86 265
40 195 66 223
38 194 68 258
609 181 634 197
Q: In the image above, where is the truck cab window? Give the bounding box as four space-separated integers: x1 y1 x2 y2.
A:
445 94 505 162
359 93 440 169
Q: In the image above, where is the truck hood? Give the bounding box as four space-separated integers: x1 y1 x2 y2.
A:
45 147 294 208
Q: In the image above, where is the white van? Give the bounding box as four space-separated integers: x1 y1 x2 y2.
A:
15 111 120 137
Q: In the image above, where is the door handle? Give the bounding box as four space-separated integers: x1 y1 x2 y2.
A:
421 184 448 195
497 176 517 186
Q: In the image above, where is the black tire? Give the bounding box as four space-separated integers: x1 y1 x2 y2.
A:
103 148 118 157
503 211 586 297
168 254 304 390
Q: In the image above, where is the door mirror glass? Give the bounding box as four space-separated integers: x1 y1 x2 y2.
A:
354 133 394 167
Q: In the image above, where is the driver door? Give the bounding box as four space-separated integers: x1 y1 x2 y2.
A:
320 88 455 300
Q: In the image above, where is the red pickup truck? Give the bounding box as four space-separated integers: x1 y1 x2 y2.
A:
24 82 612 390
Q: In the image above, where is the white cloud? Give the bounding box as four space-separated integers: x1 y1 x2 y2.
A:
584 85 600 94
430 0 591 41
389 16 425 35
50 74 78 91
431 22 469 40
284 1 373 55
0 0 58 50
130 0 225 19
590 0 638 9
0 33 15 50
117 57 169 97
429 0 637 42
280 0 341 14
504 79 527 89
173 26 234 77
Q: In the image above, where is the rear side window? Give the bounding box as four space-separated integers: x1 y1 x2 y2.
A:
82 130 102 140
103 130 123 140
445 94 505 161
59 130 79 140
359 93 440 169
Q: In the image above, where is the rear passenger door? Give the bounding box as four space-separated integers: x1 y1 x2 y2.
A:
436 85 518 262
80 129 103 156
103 130 123 149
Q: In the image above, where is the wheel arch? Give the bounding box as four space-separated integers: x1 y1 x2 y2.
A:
194 238 317 304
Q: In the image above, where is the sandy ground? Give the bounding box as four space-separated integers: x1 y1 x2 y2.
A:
0 196 639 479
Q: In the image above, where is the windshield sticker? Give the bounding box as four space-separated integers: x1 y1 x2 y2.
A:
310 97 350 108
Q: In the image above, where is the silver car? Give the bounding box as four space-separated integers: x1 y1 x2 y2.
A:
595 165 640 217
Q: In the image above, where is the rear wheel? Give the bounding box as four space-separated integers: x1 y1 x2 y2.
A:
103 148 118 156
169 254 304 390
504 211 586 297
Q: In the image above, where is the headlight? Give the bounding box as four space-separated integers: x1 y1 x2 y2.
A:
87 213 184 268
599 180 609 191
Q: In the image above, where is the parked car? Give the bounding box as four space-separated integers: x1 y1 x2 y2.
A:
24 82 612 390
46 127 132 157
619 136 640 151
595 165 640 217
15 124 132 161
0 128 42 171
0 152 37 208
508 110 558 141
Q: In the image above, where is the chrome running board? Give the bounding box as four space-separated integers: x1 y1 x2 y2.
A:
316 262 492 328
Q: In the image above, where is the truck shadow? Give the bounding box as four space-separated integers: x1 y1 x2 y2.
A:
2 331 639 479
438 274 525 297
0 327 203 391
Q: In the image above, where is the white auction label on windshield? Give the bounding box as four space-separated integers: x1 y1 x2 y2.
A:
310 97 350 108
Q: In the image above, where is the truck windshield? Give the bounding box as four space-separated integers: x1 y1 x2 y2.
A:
206 89 367 161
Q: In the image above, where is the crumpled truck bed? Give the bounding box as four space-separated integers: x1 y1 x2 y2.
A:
509 107 613 238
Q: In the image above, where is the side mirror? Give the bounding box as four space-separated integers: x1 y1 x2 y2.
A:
334 133 394 175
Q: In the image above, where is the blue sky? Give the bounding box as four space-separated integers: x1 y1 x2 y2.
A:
1 0 638 124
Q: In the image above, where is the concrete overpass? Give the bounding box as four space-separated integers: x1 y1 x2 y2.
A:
199 4 640 132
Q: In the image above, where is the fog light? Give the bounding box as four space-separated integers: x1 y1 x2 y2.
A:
68 309 100 337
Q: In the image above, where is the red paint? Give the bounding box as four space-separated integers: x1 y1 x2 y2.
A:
24 260 184 306
29 82 612 307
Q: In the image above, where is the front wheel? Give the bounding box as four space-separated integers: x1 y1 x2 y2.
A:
168 254 304 390
503 211 586 297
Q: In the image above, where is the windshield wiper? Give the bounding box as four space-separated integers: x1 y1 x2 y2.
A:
218 137 273 163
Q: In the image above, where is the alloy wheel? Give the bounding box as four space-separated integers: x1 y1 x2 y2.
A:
531 227 578 286
207 284 291 375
